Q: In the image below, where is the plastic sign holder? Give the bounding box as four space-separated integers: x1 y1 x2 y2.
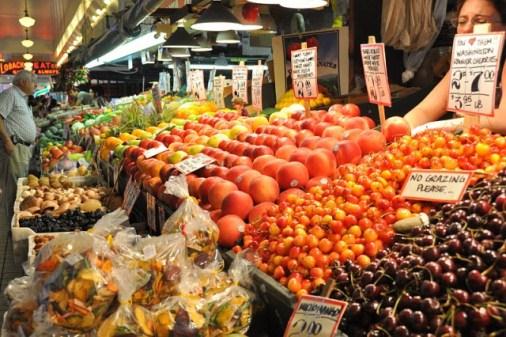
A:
361 35 391 130
291 42 318 117
447 23 505 130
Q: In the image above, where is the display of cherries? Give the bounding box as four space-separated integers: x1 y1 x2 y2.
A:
331 170 506 337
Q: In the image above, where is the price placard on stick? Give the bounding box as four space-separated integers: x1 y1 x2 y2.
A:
284 295 347 337
291 47 318 99
190 70 207 100
122 177 141 215
233 66 249 103
252 65 264 111
175 154 216 175
448 32 504 116
360 43 392 107
213 76 225 108
400 170 473 203
146 193 157 232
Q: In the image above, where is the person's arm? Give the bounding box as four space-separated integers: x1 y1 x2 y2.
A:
0 117 14 155
0 91 15 155
404 72 451 129
479 64 506 132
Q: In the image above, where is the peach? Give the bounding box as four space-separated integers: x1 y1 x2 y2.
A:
233 156 253 167
334 140 362 165
275 136 295 149
357 129 387 155
300 136 321 149
221 191 254 220
341 103 361 117
328 104 344 114
275 144 298 160
315 137 339 152
252 154 276 172
248 202 277 224
210 166 229 178
188 177 205 197
253 145 274 158
236 170 262 192
210 209 222 222
289 147 312 164
295 129 315 146
276 162 309 190
343 117 369 130
208 180 238 210
249 175 280 203
383 116 411 142
306 176 331 189
343 128 363 142
224 154 240 168
226 165 251 182
312 122 332 136
278 188 306 203
362 116 376 129
262 159 287 178
322 125 345 139
217 215 245 247
199 177 223 204
305 149 337 178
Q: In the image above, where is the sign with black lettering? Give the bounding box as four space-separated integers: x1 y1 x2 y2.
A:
291 47 318 99
252 66 264 111
284 295 347 337
448 32 504 116
400 170 473 203
360 43 391 107
190 70 207 100
213 75 225 108
232 66 248 103
122 177 141 215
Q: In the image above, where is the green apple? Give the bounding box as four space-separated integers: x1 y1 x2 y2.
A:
207 133 229 148
229 124 250 139
127 139 141 146
114 144 127 158
269 111 289 123
171 118 187 126
187 144 205 155
169 150 188 164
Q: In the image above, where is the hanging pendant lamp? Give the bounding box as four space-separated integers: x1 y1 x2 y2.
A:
164 21 200 49
216 31 241 44
157 47 173 62
191 35 213 52
247 0 280 4
191 0 245 32
279 0 328 9
19 0 36 27
21 29 34 48
23 50 33 61
169 48 191 58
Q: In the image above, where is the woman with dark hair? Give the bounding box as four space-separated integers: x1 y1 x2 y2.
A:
404 0 506 131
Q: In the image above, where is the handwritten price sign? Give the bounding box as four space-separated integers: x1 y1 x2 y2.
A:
291 47 318 99
252 66 264 111
400 170 473 203
213 76 225 108
190 70 207 101
122 177 141 215
175 154 216 175
448 32 504 116
284 295 347 337
233 66 249 103
360 43 392 107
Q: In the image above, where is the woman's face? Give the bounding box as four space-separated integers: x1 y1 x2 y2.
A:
457 0 505 33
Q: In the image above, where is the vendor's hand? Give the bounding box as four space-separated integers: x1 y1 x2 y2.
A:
4 140 15 155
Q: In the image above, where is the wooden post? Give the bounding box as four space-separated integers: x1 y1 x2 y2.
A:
463 23 490 130
368 35 386 131
300 42 312 117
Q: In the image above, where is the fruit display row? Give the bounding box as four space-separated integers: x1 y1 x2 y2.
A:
275 89 332 110
332 170 506 337
41 140 92 175
4 206 252 337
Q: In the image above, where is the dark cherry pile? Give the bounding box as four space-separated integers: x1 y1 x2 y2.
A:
332 171 506 337
20 210 106 232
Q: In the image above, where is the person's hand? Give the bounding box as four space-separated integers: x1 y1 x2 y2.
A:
4 140 15 155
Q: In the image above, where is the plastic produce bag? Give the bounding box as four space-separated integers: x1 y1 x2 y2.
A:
90 208 130 239
34 232 118 331
97 268 154 337
2 276 38 337
162 175 219 267
206 286 251 337
152 296 207 337
117 233 190 307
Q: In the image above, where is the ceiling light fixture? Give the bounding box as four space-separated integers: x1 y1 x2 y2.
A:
169 48 190 58
157 47 172 62
24 61 33 70
232 6 263 31
21 29 34 48
246 0 280 3
191 0 245 31
19 0 36 27
279 0 328 9
23 50 33 60
216 31 241 44
164 21 200 49
191 35 213 52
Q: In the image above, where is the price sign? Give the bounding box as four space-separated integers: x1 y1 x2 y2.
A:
360 43 392 107
232 66 249 103
284 295 347 337
122 177 141 215
291 47 318 99
144 145 169 159
213 76 226 108
252 66 264 111
146 193 157 232
152 84 162 114
400 170 473 203
175 154 216 175
448 32 504 116
190 70 207 100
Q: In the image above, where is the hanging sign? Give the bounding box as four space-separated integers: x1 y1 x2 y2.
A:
284 295 348 337
122 177 141 215
190 70 207 100
144 145 169 159
146 193 157 232
232 66 249 103
360 43 392 107
0 61 59 75
175 154 216 175
400 169 473 203
213 75 226 108
291 47 318 99
252 66 264 111
447 32 504 116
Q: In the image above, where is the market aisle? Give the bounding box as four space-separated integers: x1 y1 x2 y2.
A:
0 207 24 324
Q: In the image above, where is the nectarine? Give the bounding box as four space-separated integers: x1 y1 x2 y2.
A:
217 215 244 248
276 162 309 190
249 175 280 203
357 129 386 155
305 149 337 178
221 191 254 220
208 180 238 210
236 170 262 192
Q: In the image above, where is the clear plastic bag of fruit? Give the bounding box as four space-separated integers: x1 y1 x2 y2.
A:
29 306 97 337
2 276 38 337
116 233 190 307
89 208 130 239
162 175 219 267
151 296 207 337
34 232 118 331
97 267 155 337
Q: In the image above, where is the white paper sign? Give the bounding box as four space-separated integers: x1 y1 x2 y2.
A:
190 70 207 100
144 145 169 159
232 66 249 103
291 47 318 99
284 295 347 337
252 66 264 111
448 32 505 116
213 76 226 108
175 154 216 175
401 170 473 203
122 177 141 215
360 43 392 107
